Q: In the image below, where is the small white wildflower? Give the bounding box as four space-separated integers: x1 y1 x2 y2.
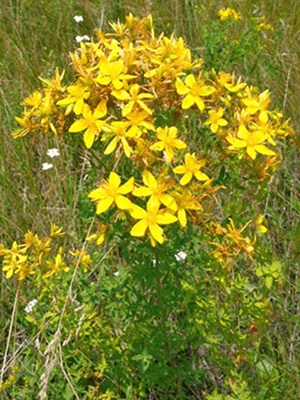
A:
175 251 187 262
114 271 120 277
74 15 84 23
42 162 53 170
75 35 90 43
152 258 156 266
25 299 38 313
47 148 60 158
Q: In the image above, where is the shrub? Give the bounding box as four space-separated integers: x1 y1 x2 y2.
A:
1 14 294 399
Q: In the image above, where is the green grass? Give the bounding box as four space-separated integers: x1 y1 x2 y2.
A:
0 1 299 398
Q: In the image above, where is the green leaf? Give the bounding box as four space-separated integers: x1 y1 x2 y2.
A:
25 314 36 324
265 276 273 289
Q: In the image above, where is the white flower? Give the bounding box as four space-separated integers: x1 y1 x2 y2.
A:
175 251 187 261
75 35 90 43
74 15 84 23
114 271 120 277
25 299 38 313
47 148 60 158
42 162 53 170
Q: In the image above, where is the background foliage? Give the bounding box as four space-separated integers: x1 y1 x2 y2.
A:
0 1 299 399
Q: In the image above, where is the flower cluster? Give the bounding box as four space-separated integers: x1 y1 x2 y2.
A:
218 8 242 21
0 225 90 280
209 219 255 271
12 14 293 246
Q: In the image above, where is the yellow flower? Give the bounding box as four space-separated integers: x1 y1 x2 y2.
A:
125 109 155 137
218 8 241 21
173 153 209 185
132 170 177 211
150 126 187 162
254 16 274 32
2 242 28 279
68 101 108 148
13 113 34 138
256 214 268 234
242 89 271 121
56 83 90 115
103 121 136 157
256 22 274 31
21 90 43 109
176 74 215 111
130 201 177 245
204 108 228 133
50 224 64 238
39 67 65 92
214 71 246 92
172 190 202 227
112 83 154 116
226 125 276 160
89 172 134 214
87 223 108 246
44 248 70 278
226 219 255 260
95 57 135 90
69 249 91 272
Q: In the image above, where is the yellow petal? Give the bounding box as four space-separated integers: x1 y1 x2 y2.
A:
96 198 114 214
132 187 152 197
164 147 174 162
121 138 132 157
156 213 178 225
74 99 85 115
259 111 268 124
182 94 195 109
138 101 153 115
130 204 147 219
84 127 96 149
226 136 246 148
178 208 187 227
160 194 177 211
199 86 216 96
195 171 209 181
246 147 257 160
111 90 129 100
218 118 228 127
254 145 276 156
258 225 268 234
150 142 164 152
130 219 148 237
195 97 205 111
57 97 75 106
109 172 121 188
69 119 89 133
143 170 156 188
149 223 165 244
94 99 107 118
115 195 133 210
122 102 134 117
185 74 196 87
173 165 186 174
173 139 187 149
104 137 118 155
180 172 193 186
119 177 134 194
88 187 106 200
210 123 219 133
97 76 111 86
176 79 189 95
112 79 123 90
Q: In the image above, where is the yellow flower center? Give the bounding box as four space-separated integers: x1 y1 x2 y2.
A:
146 211 157 225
